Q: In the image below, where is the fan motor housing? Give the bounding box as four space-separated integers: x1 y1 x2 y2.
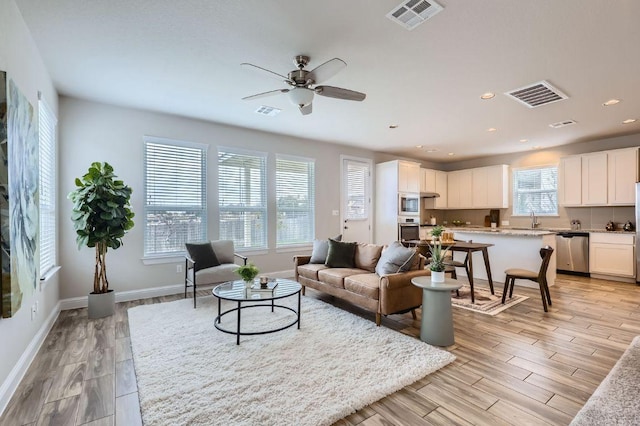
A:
288 69 313 86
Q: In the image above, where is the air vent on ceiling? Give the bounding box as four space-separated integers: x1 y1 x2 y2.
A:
255 106 281 116
386 0 443 30
505 80 568 108
549 119 577 129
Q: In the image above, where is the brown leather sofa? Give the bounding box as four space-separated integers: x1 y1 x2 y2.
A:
294 243 430 326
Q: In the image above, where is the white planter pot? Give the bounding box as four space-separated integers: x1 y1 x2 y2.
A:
88 290 115 319
431 271 445 283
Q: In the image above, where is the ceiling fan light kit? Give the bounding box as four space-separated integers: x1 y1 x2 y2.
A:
241 55 366 115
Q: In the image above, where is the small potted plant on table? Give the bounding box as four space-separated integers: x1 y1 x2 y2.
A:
237 263 259 288
428 241 450 283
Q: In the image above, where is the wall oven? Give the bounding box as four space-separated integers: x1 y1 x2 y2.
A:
399 193 420 216
398 222 420 241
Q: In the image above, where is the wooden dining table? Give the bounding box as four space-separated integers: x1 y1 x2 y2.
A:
403 239 495 304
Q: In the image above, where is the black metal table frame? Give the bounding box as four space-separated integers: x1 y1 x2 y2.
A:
214 290 301 345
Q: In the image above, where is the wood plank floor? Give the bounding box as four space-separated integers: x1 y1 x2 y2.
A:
1 274 639 425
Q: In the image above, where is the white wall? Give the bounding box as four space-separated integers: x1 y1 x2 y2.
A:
58 97 377 299
0 0 60 409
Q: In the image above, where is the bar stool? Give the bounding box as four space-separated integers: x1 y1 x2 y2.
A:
502 246 554 312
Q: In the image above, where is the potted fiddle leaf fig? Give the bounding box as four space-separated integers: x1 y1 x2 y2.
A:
68 162 135 318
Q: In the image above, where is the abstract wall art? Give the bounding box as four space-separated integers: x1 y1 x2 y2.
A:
1 73 39 318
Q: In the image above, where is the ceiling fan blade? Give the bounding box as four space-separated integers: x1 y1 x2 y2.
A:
315 85 366 101
241 63 291 82
242 88 289 101
299 103 313 115
307 58 346 84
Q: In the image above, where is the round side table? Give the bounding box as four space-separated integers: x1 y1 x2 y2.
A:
411 276 462 347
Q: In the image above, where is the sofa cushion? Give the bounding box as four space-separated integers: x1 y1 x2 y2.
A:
317 268 364 288
210 240 235 264
325 239 357 268
355 243 383 273
309 234 342 264
297 263 329 281
344 273 380 300
375 241 418 276
185 242 219 271
191 263 240 285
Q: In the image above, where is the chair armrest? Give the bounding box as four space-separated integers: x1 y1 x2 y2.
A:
234 253 248 265
185 254 195 268
381 268 430 290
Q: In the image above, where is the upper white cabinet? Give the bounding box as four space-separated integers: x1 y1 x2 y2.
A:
558 155 582 206
608 147 639 205
447 169 473 209
560 147 638 207
421 168 448 209
471 165 509 209
398 161 421 193
581 152 608 205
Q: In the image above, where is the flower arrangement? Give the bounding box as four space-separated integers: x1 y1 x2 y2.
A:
427 241 450 272
236 263 259 282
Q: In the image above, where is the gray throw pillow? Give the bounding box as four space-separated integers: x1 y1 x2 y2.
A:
309 234 343 264
325 239 356 268
375 241 418 276
185 242 220 271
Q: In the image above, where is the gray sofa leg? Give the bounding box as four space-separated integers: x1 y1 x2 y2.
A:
375 313 381 326
302 286 306 296
411 309 417 320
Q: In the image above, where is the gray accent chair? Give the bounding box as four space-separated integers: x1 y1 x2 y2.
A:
185 240 247 308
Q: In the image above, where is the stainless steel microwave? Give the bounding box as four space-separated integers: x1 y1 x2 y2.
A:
399 193 420 215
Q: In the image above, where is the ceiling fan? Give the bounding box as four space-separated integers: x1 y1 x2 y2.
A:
241 55 366 115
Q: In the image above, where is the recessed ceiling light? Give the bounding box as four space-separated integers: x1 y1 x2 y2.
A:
603 99 621 107
622 118 637 124
389 124 398 129
487 127 497 132
531 145 542 150
519 139 528 143
416 145 423 149
480 92 495 100
447 152 455 156
426 148 439 153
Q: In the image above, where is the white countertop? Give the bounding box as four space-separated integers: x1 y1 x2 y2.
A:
423 225 635 236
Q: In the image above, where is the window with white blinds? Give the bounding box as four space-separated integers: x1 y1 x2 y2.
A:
38 95 57 278
345 159 369 220
218 148 267 250
143 137 208 256
276 155 315 247
513 166 558 216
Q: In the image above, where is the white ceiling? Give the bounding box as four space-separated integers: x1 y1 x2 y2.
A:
15 0 640 162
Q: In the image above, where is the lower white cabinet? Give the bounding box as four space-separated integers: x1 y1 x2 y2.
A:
589 233 635 278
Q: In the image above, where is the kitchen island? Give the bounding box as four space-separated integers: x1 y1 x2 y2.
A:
450 228 557 288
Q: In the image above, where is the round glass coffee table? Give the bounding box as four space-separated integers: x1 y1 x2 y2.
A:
212 278 302 345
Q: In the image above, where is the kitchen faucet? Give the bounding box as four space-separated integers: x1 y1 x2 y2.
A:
530 210 539 229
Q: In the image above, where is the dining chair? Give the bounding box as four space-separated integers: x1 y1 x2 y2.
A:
502 246 554 312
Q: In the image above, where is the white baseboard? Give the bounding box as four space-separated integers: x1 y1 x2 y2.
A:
59 271 295 310
0 301 61 416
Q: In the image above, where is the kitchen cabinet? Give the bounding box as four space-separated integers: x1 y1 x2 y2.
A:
422 168 448 209
398 161 421 193
558 155 582 206
581 152 608 205
471 165 509 208
608 147 639 205
448 169 472 209
559 147 638 207
590 233 635 278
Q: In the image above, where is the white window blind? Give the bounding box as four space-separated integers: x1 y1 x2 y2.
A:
144 137 207 256
513 166 558 216
218 148 267 250
38 95 57 277
345 160 370 220
276 155 315 247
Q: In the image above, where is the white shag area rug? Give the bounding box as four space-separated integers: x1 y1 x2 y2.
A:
128 295 455 426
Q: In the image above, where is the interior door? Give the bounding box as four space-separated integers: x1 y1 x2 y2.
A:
341 156 372 243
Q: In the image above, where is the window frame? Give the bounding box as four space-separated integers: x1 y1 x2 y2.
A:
218 146 268 251
275 154 315 248
511 164 559 217
38 93 58 280
143 136 208 258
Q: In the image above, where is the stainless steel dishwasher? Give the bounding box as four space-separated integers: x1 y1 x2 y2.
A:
556 232 590 275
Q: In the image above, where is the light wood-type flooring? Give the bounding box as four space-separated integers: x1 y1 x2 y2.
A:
1 274 639 425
